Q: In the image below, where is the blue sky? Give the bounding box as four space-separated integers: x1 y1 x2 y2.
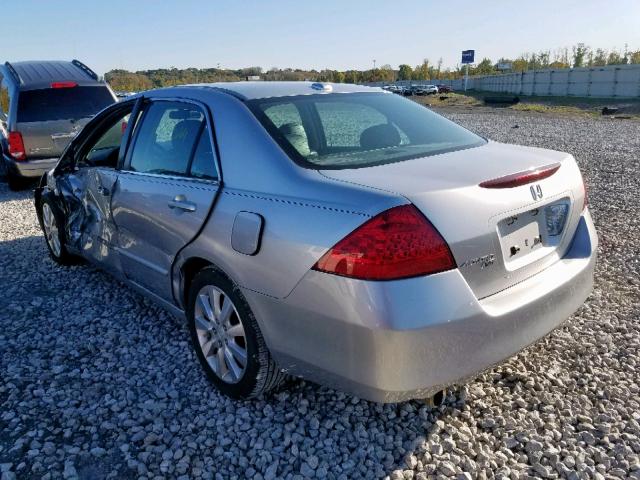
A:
3 0 639 75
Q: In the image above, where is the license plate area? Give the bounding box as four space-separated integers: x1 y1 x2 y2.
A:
497 198 570 270
498 212 543 262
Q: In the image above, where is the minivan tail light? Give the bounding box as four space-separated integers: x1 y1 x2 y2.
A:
8 132 26 160
313 204 456 281
479 163 561 188
51 81 78 88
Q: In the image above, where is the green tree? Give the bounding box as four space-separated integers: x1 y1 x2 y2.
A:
591 48 608 66
607 50 626 65
332 71 346 83
572 43 590 68
474 58 495 75
398 64 413 81
412 59 431 80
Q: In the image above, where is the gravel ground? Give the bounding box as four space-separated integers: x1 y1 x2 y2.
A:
1 109 639 480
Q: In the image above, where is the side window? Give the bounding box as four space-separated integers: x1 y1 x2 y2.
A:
0 76 10 116
315 101 407 149
263 102 311 156
189 124 218 181
83 111 131 168
129 102 204 176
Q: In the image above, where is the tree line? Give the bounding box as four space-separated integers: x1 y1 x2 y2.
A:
105 43 640 91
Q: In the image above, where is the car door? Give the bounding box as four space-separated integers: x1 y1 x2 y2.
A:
110 99 220 301
56 101 138 271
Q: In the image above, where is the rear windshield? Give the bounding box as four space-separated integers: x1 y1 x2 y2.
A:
248 92 485 169
17 86 114 123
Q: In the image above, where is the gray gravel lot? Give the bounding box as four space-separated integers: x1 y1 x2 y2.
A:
1 109 639 480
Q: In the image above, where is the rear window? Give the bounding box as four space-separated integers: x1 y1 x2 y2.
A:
17 86 114 123
248 92 485 169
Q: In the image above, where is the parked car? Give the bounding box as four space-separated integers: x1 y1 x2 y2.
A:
0 60 116 190
437 84 453 93
411 85 439 96
35 82 596 402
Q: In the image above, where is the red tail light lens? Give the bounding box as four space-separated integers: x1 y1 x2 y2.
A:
313 204 456 281
8 131 26 160
51 81 78 88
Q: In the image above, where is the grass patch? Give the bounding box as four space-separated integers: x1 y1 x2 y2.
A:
411 92 482 108
409 90 640 118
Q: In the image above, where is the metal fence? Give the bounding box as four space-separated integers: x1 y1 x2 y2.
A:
369 64 640 98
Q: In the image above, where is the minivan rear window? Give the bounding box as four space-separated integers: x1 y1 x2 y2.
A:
17 86 114 123
248 92 486 169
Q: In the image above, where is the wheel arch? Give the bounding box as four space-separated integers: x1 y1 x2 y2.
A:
176 256 239 311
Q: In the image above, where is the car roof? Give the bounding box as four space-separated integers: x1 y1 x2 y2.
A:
173 81 384 101
3 60 101 90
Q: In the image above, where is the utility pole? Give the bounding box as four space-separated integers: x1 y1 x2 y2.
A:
373 59 376 70
464 63 469 91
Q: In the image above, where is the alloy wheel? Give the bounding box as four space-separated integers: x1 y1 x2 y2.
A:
42 203 61 257
194 285 248 384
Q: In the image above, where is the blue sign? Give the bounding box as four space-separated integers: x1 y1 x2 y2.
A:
462 50 475 64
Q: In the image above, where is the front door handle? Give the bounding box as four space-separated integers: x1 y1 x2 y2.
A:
168 194 196 212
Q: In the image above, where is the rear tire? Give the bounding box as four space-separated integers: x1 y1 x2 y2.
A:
39 196 76 265
187 267 285 399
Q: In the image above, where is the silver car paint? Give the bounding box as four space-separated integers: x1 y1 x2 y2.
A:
246 212 596 402
320 141 588 299
40 83 597 402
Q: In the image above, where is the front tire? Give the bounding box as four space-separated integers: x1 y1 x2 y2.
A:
40 197 76 265
187 268 285 399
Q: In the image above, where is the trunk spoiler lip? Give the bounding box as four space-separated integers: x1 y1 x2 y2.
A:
479 162 561 189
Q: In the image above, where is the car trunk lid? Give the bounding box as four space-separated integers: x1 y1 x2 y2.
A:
319 141 586 299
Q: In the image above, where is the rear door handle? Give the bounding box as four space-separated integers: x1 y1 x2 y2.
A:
168 194 196 212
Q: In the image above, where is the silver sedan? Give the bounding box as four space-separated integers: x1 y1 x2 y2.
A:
35 82 597 402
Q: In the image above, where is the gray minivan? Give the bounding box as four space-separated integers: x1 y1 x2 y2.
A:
0 60 116 190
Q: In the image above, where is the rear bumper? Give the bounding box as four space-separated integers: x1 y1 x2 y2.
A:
245 210 597 403
4 155 58 179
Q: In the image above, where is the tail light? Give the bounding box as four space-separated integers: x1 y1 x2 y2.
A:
8 131 26 160
51 81 77 88
313 204 456 281
581 175 588 211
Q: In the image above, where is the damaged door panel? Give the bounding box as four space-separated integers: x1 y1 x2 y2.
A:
58 167 121 272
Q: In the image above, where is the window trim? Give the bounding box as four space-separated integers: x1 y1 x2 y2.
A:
122 97 221 184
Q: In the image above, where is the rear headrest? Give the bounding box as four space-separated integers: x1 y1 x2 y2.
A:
279 122 311 156
360 124 401 150
279 122 306 136
172 120 202 152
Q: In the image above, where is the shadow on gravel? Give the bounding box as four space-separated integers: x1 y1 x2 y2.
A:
0 174 37 203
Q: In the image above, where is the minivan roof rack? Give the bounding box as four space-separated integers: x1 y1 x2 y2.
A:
71 59 99 80
4 61 23 85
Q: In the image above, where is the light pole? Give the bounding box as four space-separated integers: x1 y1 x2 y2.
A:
373 59 376 70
